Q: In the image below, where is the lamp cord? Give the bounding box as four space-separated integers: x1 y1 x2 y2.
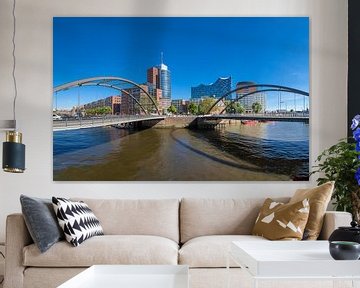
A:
11 0 18 130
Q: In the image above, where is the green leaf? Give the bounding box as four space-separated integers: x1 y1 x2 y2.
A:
311 139 360 214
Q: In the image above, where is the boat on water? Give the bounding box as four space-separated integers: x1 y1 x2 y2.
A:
259 120 275 124
241 120 258 125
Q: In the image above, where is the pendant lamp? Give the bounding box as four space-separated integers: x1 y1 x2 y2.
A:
1 0 25 173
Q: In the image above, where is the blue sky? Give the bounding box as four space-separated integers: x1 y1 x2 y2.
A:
53 17 309 110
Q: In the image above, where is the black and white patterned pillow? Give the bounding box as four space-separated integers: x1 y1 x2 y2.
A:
52 197 104 247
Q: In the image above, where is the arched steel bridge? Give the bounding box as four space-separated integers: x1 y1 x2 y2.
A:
207 84 309 114
54 76 161 115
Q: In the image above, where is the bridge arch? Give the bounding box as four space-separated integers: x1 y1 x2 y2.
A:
54 76 161 115
220 88 301 114
207 84 309 114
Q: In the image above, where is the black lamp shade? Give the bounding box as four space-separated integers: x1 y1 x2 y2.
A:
2 141 25 173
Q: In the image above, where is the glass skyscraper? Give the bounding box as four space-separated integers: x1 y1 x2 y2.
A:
158 63 171 99
191 76 232 99
147 55 171 100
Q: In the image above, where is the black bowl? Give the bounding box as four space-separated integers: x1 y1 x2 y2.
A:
329 241 360 260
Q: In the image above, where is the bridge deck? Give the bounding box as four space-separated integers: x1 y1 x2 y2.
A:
53 115 165 131
202 114 309 122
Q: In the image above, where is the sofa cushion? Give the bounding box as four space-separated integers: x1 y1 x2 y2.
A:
180 198 288 243
72 199 179 243
23 235 178 267
179 235 267 268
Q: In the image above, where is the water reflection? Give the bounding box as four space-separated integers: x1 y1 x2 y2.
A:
53 121 308 181
193 121 309 179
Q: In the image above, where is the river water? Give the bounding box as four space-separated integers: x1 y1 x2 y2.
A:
53 121 309 181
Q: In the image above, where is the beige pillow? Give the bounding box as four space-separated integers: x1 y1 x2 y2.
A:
252 198 310 240
289 181 334 240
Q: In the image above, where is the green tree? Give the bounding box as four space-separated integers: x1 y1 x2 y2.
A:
252 102 262 113
235 103 245 114
85 108 96 116
104 106 112 115
226 102 236 114
226 102 245 114
198 98 216 115
86 106 112 116
187 102 198 115
167 105 177 114
97 106 112 115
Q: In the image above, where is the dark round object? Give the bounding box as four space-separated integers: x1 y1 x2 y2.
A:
329 241 360 260
351 220 358 228
329 222 360 244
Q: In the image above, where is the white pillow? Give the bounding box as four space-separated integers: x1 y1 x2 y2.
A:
52 197 103 247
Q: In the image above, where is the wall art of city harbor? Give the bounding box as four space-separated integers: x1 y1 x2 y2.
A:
53 17 309 181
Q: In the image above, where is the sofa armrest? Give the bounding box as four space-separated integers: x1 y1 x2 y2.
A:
318 211 352 240
4 213 33 288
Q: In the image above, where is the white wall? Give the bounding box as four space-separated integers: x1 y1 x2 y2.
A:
0 0 348 242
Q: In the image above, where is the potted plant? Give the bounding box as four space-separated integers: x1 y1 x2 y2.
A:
312 115 360 222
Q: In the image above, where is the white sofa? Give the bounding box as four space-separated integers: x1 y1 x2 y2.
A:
4 198 352 288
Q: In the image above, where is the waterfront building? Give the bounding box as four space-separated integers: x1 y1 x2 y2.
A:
147 83 162 103
84 95 121 115
147 67 159 88
84 99 105 109
146 54 171 113
106 96 121 114
189 98 204 106
70 105 85 117
236 81 266 113
53 109 72 118
121 85 158 115
171 99 189 114
147 54 171 100
159 98 172 113
191 76 232 100
146 54 172 114
158 62 171 99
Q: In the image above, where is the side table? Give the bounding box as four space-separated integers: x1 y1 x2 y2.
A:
58 265 189 288
227 240 360 288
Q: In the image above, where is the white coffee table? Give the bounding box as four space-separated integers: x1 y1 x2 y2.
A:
228 241 360 288
58 265 189 288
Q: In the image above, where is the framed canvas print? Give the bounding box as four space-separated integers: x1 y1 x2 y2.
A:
53 17 309 181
